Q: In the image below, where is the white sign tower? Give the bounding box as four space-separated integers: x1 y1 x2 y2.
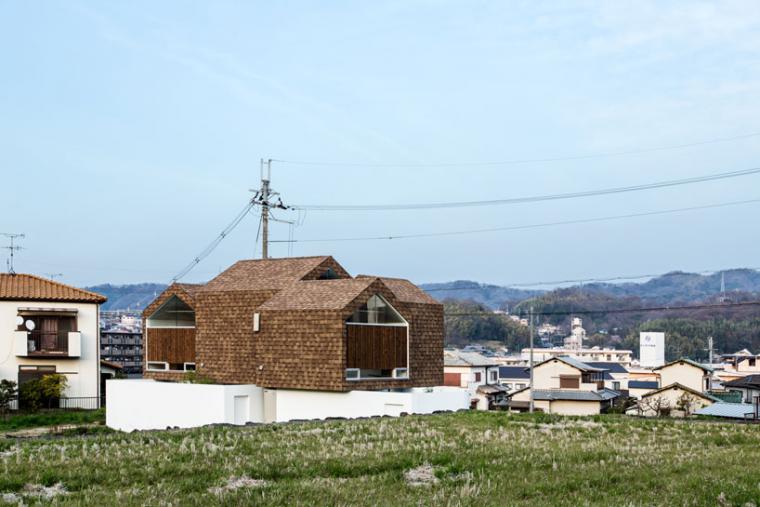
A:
639 332 665 368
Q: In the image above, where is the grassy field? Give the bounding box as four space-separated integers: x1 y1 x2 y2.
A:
1 412 760 505
0 409 105 432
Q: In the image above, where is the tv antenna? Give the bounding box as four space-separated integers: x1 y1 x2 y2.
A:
1 233 25 274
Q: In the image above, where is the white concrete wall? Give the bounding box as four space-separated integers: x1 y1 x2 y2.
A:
0 300 99 400
106 379 264 431
106 381 469 431
269 387 469 423
549 400 601 416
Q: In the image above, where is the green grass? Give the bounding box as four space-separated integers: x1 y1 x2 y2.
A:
0 408 105 432
1 412 760 505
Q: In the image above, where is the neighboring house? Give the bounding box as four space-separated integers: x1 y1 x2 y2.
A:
722 375 760 403
444 350 507 410
626 383 719 417
0 273 107 407
720 350 760 373
109 256 468 430
100 330 143 376
498 366 530 393
587 361 629 391
627 380 659 399
654 358 713 393
506 356 619 415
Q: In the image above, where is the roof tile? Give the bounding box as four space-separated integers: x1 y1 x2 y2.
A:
0 274 106 303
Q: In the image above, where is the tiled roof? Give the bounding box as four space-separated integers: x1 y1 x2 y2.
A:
499 366 530 379
586 362 628 374
640 382 721 403
258 278 377 311
538 355 606 373
695 402 756 419
200 256 333 292
628 380 659 390
444 350 501 367
357 275 438 305
723 374 760 389
531 389 604 401
654 358 713 373
0 274 106 304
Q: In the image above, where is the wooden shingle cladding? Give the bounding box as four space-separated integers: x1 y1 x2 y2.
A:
142 283 201 381
140 256 444 391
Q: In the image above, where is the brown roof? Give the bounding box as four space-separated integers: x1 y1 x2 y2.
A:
199 256 332 292
0 274 107 304
258 278 377 311
174 282 204 302
357 275 438 305
100 359 123 370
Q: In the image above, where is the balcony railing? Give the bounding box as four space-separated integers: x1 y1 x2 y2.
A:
27 330 69 355
14 330 81 358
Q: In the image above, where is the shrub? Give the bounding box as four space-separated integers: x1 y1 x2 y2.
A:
19 374 68 410
0 379 18 414
183 371 214 384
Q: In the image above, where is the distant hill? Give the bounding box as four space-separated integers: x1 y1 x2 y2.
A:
419 280 544 309
86 283 167 311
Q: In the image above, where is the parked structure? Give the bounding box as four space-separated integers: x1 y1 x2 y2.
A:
108 256 467 430
443 350 508 409
0 274 107 407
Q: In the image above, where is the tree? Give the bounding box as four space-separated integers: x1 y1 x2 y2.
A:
637 395 671 417
0 380 17 415
19 374 68 410
675 392 702 416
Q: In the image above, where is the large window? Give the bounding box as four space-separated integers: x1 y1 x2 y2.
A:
146 296 195 328
348 295 405 325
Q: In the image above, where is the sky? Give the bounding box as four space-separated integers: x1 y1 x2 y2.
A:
1 1 760 288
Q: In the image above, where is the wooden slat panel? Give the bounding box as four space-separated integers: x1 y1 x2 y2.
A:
443 372 461 387
559 375 580 389
346 325 407 369
147 328 196 364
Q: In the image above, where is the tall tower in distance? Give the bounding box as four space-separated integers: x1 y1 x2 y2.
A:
564 317 586 350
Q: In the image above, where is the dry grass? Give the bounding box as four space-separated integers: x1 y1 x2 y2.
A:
1 412 759 505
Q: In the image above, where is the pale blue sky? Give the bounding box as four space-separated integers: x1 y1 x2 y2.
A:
2 1 760 287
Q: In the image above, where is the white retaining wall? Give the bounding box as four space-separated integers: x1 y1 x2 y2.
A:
268 387 469 423
106 379 264 432
106 380 469 431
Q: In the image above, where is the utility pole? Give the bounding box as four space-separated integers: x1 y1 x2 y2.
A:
529 306 535 414
260 159 271 259
706 336 714 365
1 233 25 274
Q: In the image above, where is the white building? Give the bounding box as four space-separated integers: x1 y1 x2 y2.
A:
639 332 665 368
444 350 508 410
520 346 633 365
564 317 586 350
0 274 107 407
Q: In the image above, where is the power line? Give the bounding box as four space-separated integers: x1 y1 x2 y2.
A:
444 300 760 317
271 197 760 244
290 167 760 211
425 266 760 291
170 201 256 283
275 131 760 168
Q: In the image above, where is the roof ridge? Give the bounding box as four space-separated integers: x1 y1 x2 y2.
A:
0 273 107 303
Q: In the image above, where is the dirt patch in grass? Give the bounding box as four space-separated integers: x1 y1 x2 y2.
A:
208 476 266 496
404 464 439 487
2 482 67 503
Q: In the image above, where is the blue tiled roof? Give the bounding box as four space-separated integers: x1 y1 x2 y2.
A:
695 403 756 419
499 366 530 379
586 362 628 374
628 380 658 390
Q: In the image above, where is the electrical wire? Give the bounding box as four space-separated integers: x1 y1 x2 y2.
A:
271 197 760 244
444 300 760 317
171 201 255 282
290 167 760 211
274 131 760 168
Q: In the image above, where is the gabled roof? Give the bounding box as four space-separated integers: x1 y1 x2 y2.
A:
258 278 377 311
723 374 760 389
653 358 713 373
586 362 628 374
628 380 659 390
535 355 606 373
499 366 530 379
0 274 106 304
527 389 604 402
444 350 500 367
200 256 340 292
356 275 438 305
640 382 721 403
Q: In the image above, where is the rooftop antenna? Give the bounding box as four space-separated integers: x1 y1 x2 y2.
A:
1 233 25 274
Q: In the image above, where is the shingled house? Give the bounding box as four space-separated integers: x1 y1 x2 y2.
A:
141 256 442 391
